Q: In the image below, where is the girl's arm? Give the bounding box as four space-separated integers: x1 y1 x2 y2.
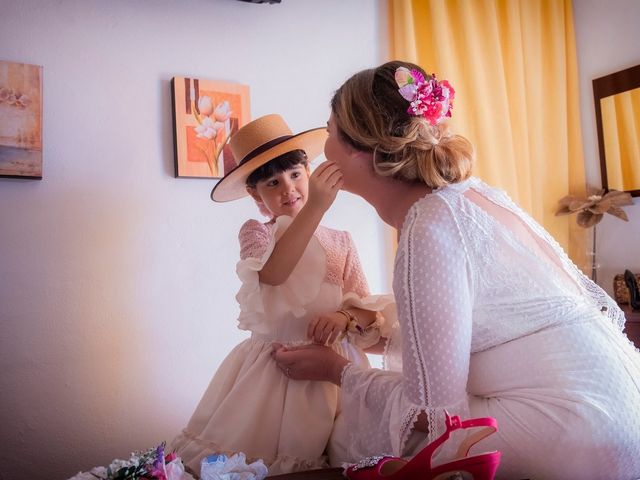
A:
306 307 379 345
307 231 383 345
259 162 342 286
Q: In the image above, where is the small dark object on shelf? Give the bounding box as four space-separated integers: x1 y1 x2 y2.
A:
624 269 640 310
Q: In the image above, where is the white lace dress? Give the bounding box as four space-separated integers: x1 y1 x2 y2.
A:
171 216 394 475
333 177 640 480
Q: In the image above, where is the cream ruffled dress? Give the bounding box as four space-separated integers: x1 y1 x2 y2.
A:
171 216 395 475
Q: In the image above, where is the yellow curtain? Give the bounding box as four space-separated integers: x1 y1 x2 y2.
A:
389 0 588 272
601 88 640 191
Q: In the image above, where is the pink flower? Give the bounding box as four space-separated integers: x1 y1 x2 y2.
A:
165 452 178 463
410 69 426 85
394 67 413 87
398 84 418 101
441 80 455 99
394 67 455 125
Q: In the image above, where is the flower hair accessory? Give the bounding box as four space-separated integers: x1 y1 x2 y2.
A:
394 66 455 125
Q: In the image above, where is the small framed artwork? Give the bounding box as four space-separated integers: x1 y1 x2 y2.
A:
0 60 43 179
171 76 250 178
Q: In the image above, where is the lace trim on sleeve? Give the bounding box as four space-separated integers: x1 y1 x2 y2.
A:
382 317 403 373
238 219 271 260
398 407 420 454
399 207 429 408
396 194 474 449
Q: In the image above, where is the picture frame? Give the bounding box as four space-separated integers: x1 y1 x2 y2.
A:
0 60 43 179
171 76 250 178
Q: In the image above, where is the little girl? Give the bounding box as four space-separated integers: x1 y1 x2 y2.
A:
171 114 395 475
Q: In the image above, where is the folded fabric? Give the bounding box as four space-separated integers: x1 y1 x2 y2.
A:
200 453 268 480
341 292 397 349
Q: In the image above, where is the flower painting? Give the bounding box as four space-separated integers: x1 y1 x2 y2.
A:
0 60 43 179
171 77 250 178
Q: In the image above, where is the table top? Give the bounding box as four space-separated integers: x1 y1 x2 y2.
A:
267 468 344 480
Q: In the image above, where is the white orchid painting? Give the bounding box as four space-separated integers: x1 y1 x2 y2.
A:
172 77 250 178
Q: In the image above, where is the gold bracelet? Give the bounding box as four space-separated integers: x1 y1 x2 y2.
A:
337 309 362 334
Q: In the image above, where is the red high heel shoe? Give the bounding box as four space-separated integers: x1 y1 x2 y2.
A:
345 411 501 480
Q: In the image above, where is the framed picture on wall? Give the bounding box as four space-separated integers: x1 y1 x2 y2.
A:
0 60 43 179
171 76 250 178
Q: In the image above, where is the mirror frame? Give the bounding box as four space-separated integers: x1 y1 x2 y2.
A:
593 64 640 197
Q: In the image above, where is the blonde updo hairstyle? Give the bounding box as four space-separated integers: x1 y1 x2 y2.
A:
330 60 473 188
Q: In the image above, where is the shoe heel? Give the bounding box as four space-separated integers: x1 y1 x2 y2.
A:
432 466 497 480
431 452 501 480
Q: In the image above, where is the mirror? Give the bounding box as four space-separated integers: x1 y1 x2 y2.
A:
593 64 640 197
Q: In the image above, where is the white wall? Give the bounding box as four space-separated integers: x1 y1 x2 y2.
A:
573 0 640 295
3 2 637 478
0 1 389 478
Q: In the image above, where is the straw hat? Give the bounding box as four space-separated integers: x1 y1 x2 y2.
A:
210 114 327 202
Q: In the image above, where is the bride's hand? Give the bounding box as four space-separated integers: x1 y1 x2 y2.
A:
271 343 350 385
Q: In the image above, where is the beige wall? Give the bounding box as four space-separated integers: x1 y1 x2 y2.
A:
573 0 640 294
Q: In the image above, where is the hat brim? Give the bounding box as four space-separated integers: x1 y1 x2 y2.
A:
210 127 328 202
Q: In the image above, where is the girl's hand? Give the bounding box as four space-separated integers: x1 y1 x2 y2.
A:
307 311 349 345
306 161 343 214
271 343 350 385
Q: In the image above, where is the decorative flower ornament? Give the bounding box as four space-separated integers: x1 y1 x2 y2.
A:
555 189 633 228
67 442 190 480
191 91 233 175
394 66 455 125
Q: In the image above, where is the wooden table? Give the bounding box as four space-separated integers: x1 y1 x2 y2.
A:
267 468 344 479
621 304 640 348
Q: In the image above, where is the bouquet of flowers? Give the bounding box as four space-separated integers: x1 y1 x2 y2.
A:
68 442 194 480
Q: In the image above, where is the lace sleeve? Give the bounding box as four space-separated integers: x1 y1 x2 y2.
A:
238 219 271 260
337 197 473 460
343 232 370 297
395 195 474 446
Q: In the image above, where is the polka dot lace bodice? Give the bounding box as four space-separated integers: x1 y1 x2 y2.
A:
338 178 639 477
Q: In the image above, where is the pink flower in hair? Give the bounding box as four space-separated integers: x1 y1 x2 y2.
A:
395 67 455 125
